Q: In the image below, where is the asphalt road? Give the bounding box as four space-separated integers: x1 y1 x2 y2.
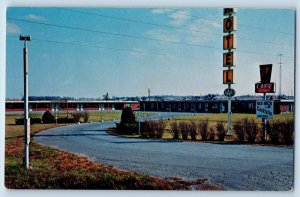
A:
34 112 294 190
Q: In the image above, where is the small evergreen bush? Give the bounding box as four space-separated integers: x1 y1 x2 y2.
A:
42 111 55 123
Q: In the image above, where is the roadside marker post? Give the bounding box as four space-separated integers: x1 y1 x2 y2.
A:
20 35 31 169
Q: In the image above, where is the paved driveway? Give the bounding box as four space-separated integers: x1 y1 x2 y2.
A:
34 113 294 190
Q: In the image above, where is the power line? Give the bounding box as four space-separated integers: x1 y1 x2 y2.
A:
7 35 293 59
7 35 216 62
57 8 289 47
7 17 221 50
7 17 293 59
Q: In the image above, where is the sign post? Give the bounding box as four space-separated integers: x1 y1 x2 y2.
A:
255 64 276 142
223 8 237 135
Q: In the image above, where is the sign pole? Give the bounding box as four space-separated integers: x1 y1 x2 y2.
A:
20 35 31 169
223 8 237 135
228 82 232 134
263 93 267 142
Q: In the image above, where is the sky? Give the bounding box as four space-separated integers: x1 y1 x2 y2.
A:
6 7 295 98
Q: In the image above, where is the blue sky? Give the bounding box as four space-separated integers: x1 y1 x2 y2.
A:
6 8 295 98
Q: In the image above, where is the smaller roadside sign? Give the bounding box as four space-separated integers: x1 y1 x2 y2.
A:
255 83 275 93
224 88 236 97
260 64 272 83
256 100 273 119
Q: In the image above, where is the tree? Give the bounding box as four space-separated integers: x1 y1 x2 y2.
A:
103 92 109 101
121 107 136 125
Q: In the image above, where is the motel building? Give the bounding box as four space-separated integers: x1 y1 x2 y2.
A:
139 99 294 114
5 99 294 114
5 100 140 112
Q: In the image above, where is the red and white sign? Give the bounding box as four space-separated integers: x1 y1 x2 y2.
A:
255 83 275 93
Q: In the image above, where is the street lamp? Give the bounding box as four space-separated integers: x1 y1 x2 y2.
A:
20 35 31 169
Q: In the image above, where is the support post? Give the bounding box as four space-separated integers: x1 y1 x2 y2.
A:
227 84 232 134
262 93 267 142
20 35 31 169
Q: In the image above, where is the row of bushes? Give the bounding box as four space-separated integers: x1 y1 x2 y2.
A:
170 121 226 141
233 118 294 145
15 111 90 125
168 118 294 145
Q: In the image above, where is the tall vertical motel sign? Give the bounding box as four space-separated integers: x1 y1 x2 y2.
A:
223 8 237 135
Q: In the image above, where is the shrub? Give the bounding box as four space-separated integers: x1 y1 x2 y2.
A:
71 112 82 122
42 111 55 123
116 123 137 135
120 107 136 125
198 120 208 141
170 122 180 139
155 121 166 138
243 118 259 143
267 121 280 144
179 122 190 140
208 127 215 141
233 120 244 142
83 111 89 122
215 122 226 141
280 120 294 145
267 120 294 145
140 120 166 138
189 121 197 141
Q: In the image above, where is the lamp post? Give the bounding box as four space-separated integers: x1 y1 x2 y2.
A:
20 35 31 169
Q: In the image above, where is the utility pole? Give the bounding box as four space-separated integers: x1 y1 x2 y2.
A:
278 54 283 98
20 35 31 169
148 87 150 101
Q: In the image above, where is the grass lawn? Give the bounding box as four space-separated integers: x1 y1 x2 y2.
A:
4 112 194 190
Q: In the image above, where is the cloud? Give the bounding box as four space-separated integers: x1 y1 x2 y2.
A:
183 18 222 45
143 29 180 42
169 10 191 26
42 53 49 58
25 14 46 22
151 8 173 14
7 22 21 34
